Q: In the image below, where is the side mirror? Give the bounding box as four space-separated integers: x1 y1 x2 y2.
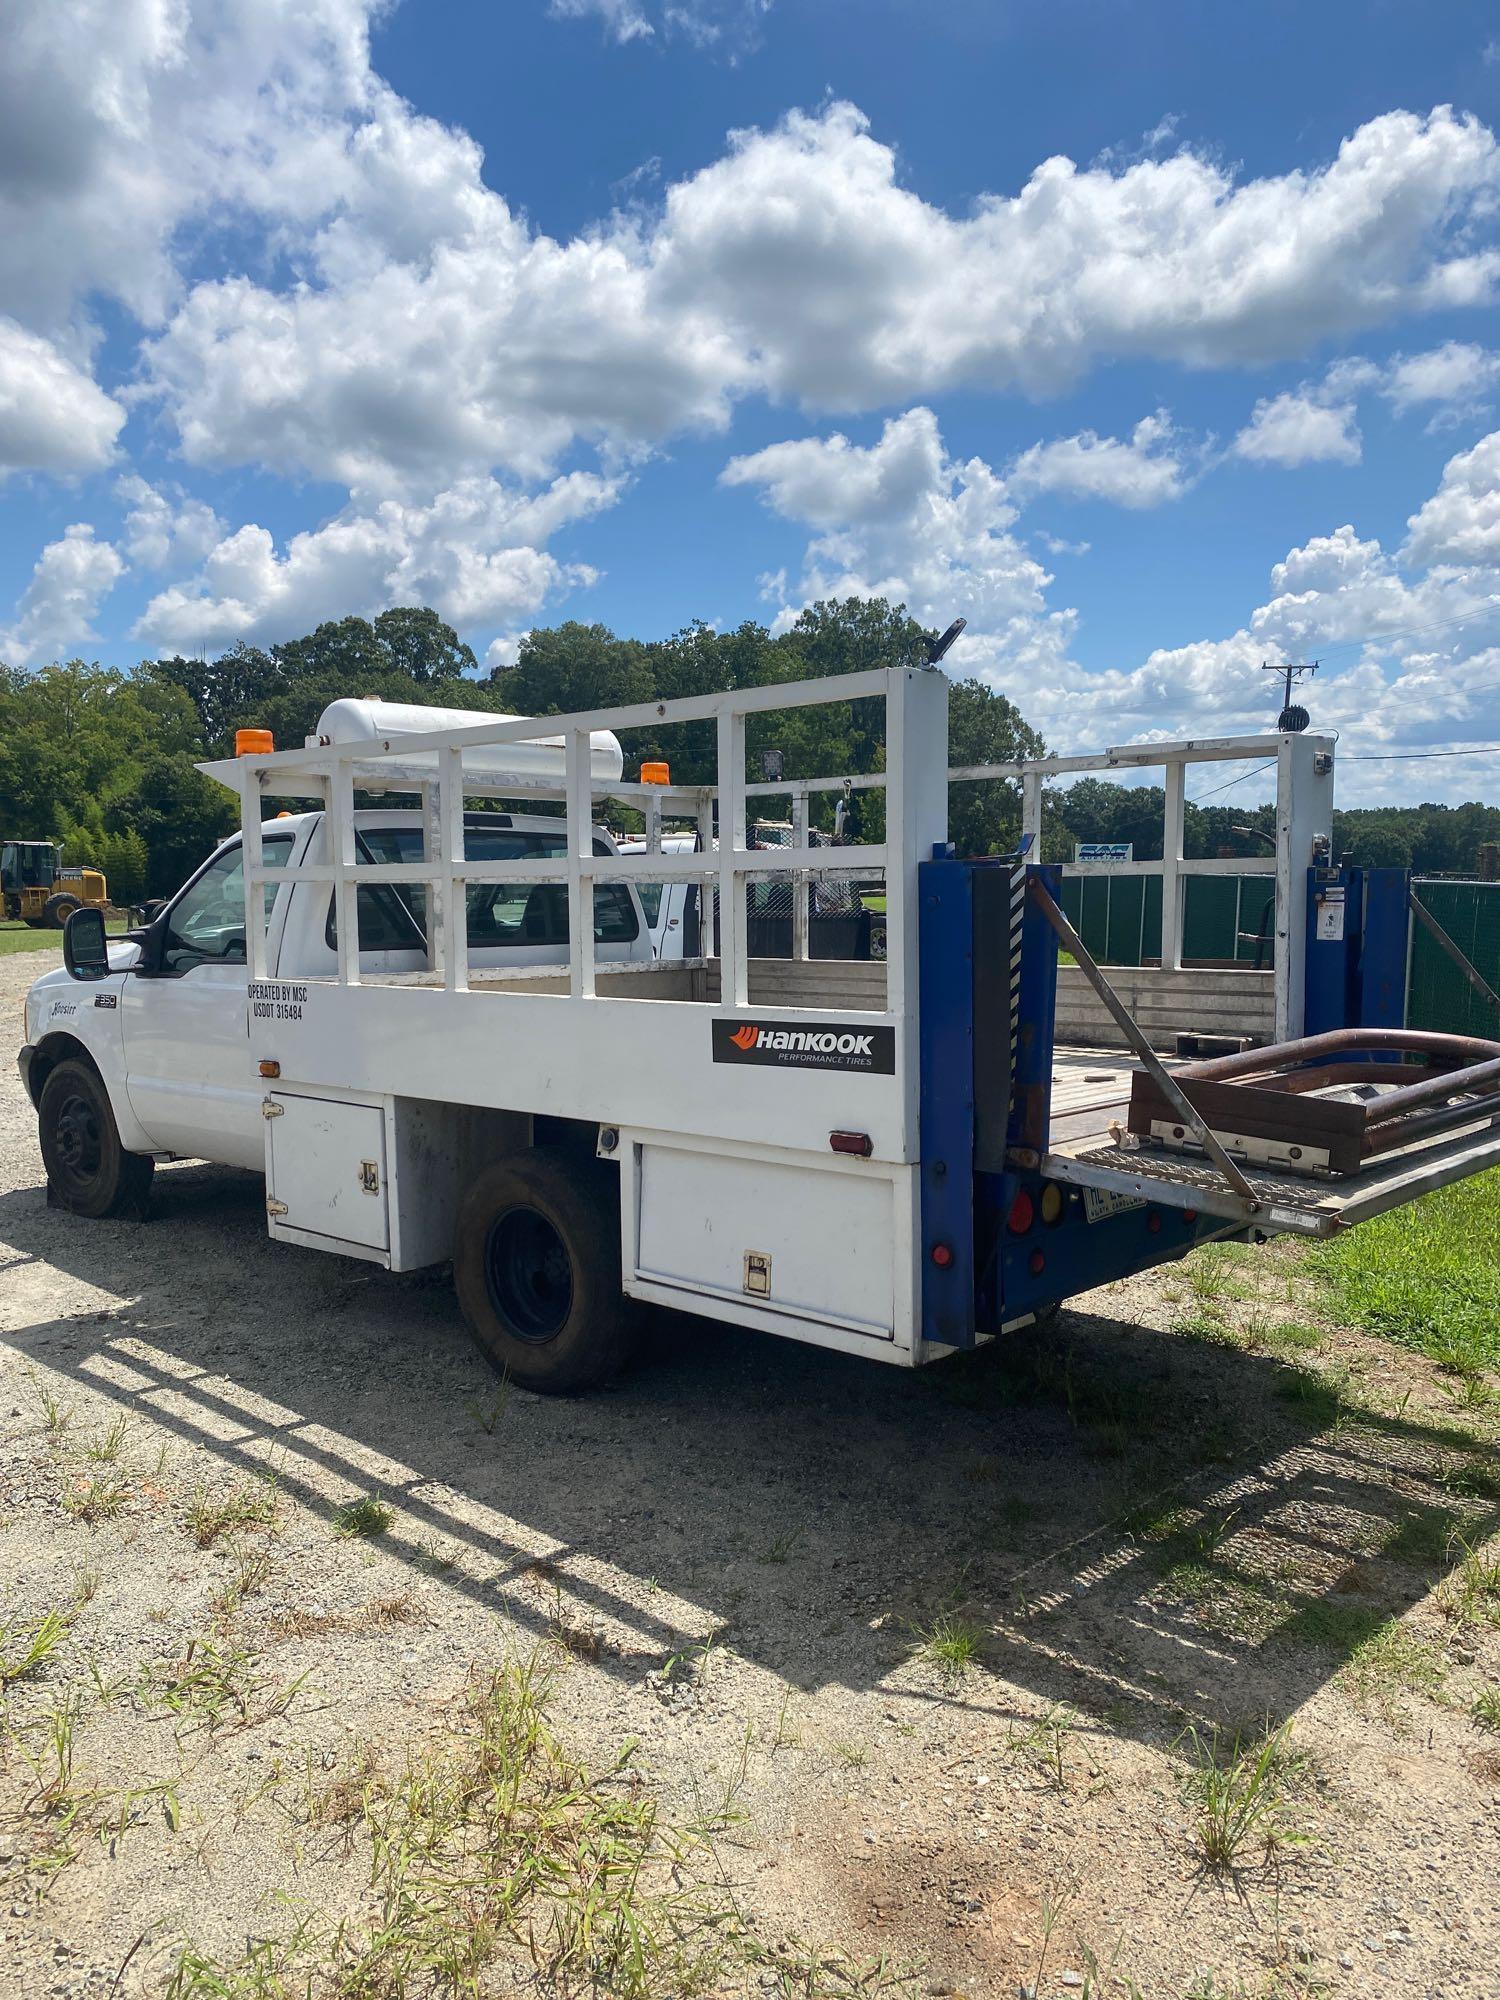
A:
63 906 110 981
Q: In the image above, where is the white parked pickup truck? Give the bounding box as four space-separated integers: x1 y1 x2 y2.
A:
19 805 651 1212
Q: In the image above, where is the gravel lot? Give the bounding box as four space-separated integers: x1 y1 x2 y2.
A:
1 944 1498 1998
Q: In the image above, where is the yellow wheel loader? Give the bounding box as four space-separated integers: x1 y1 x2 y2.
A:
1 842 109 927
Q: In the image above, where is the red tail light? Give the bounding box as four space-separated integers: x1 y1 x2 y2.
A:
829 1131 873 1158
1006 1189 1035 1234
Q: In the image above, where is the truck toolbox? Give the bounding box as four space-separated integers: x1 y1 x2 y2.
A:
265 1093 389 1254
628 1140 897 1339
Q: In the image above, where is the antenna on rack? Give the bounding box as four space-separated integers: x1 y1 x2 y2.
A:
1262 659 1318 733
926 617 967 666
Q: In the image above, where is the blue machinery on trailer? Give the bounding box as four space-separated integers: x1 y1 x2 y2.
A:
918 855 1500 1351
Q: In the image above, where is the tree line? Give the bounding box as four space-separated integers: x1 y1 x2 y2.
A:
1058 775 1500 876
2 598 1495 903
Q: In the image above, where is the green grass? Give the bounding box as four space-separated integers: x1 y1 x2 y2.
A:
1444 1536 1500 1630
185 1478 279 1548
1311 1168 1500 1378
1339 1617 1447 1715
0 917 129 956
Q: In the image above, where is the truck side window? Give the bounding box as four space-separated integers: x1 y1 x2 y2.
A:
161 836 292 973
326 827 639 949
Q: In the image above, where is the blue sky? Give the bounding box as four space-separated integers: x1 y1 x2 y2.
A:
3 0 1500 801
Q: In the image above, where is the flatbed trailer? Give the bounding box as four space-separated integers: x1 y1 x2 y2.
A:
31 663 1500 1389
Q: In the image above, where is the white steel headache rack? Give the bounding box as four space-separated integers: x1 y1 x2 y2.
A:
209 667 948 1361
737 731 1334 1043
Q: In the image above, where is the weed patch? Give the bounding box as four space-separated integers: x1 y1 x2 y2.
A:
165 1647 754 1999
185 1479 278 1548
910 1609 985 1681
62 1477 126 1525
1340 1618 1447 1719
1443 1537 1500 1630
1157 1561 1285 1643
332 1492 393 1539
1180 1722 1308 1872
272 1592 423 1640
143 1638 309 1735
0 1609 69 1687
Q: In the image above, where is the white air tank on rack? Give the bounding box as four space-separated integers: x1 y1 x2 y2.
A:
312 699 625 785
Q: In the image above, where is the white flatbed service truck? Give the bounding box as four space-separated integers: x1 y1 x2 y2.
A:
19 666 1500 1391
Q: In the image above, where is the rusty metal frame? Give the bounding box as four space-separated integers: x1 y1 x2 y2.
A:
1127 1026 1500 1175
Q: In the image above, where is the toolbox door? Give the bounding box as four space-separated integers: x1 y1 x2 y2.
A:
265 1094 390 1252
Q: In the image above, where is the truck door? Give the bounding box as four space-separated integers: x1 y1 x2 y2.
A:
121 835 292 1170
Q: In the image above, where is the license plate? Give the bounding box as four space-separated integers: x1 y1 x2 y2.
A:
1082 1186 1146 1224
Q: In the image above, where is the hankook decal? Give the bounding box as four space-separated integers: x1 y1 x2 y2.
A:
711 1018 895 1074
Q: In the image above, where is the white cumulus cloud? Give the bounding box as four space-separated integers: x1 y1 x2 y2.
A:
723 406 1072 674
722 407 1500 804
128 89 1500 494
1382 340 1500 419
0 524 124 665
133 471 625 653
116 475 225 571
0 320 125 477
1233 389 1363 467
1008 411 1192 508
1404 429 1500 567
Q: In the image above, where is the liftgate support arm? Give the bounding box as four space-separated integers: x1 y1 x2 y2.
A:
1026 875 1261 1210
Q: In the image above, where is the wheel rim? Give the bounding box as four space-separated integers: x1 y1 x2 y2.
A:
483 1206 573 1343
53 1090 104 1193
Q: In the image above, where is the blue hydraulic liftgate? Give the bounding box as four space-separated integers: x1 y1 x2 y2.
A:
917 857 1424 1350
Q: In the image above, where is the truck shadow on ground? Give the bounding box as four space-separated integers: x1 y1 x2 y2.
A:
3 1159 1494 1753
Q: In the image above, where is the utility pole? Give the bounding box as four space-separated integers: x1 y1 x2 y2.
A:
1262 659 1318 732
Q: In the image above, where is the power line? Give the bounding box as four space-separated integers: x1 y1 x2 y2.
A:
1340 742 1500 763
1297 599 1500 663
1188 760 1277 803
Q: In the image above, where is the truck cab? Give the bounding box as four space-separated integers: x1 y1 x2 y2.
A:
19 807 650 1193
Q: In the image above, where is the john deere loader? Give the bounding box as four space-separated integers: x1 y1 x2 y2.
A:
1 842 108 927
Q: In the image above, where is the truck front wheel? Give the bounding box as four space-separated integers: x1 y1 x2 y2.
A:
453 1148 636 1392
37 1060 154 1218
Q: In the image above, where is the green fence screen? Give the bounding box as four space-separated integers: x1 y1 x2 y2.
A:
1408 880 1500 1038
1059 872 1270 966
1060 872 1499 1027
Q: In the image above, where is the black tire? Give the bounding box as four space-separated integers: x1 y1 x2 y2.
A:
37 1059 154 1219
42 892 82 929
453 1148 635 1392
